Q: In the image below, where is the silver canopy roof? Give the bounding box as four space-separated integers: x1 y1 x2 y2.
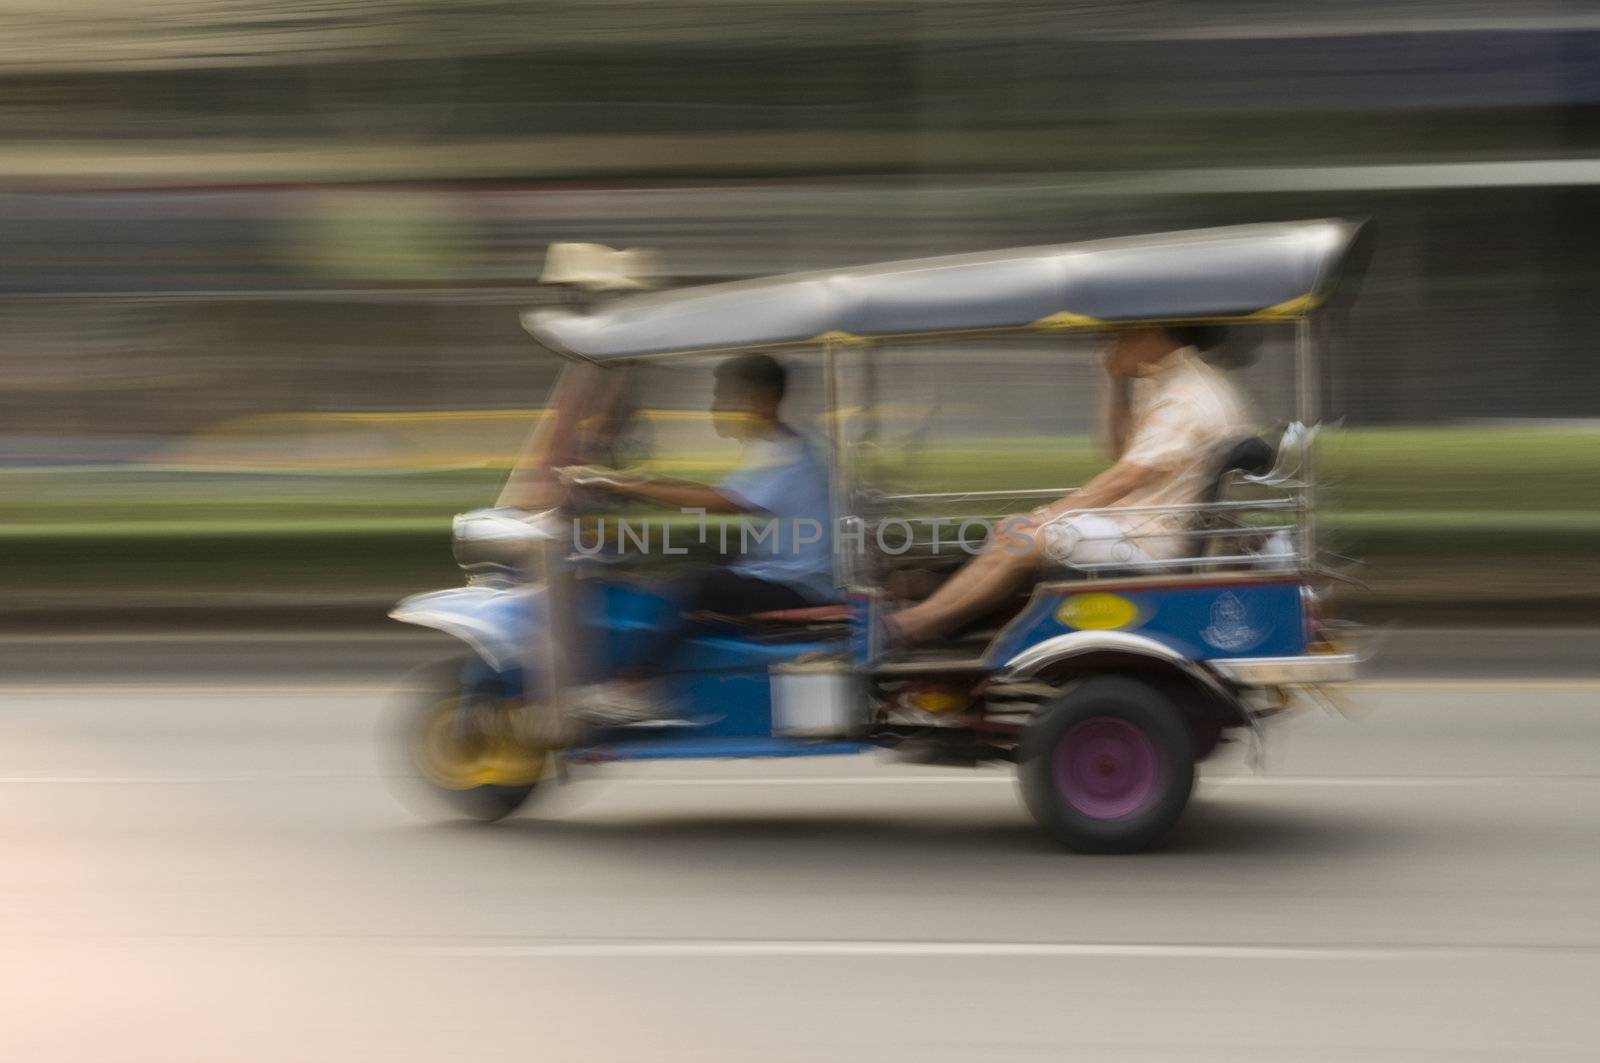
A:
523 219 1368 361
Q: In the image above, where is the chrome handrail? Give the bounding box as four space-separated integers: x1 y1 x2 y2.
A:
859 497 1302 573
868 497 1296 520
1065 552 1292 572
867 520 1294 544
875 487 1074 504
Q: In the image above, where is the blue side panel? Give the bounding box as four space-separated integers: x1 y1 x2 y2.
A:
988 577 1307 665
658 633 838 737
568 737 873 761
428 576 848 742
583 579 680 675
848 591 873 668
458 655 524 698
582 577 844 738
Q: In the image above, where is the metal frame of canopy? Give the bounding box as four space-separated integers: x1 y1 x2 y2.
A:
520 219 1373 583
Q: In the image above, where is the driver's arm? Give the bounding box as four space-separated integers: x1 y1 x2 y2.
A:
605 479 748 514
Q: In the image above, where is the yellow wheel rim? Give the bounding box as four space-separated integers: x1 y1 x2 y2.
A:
413 696 548 790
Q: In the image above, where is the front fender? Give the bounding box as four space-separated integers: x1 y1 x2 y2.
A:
390 585 543 673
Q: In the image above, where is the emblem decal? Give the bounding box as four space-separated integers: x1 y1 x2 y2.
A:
1202 591 1265 652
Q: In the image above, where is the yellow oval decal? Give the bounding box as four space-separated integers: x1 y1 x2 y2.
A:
1055 593 1140 631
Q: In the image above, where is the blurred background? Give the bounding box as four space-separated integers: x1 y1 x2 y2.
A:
6 6 1600 1061
4 0 1599 625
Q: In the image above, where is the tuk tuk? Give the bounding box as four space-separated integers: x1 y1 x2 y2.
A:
389 219 1373 853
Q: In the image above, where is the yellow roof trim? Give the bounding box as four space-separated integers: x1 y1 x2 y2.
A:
1248 293 1322 320
813 330 869 346
1030 311 1108 330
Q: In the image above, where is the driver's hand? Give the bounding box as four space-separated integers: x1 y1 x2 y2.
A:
555 464 638 490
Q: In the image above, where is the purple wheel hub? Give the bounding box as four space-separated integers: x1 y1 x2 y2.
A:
1052 716 1162 820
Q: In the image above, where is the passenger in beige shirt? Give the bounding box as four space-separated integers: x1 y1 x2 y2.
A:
886 324 1253 647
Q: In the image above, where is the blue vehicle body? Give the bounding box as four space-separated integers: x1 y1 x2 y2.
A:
386 222 1372 850
983 577 1306 667
394 570 1305 762
395 576 847 760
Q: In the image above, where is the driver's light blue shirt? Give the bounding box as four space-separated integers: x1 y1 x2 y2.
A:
715 431 838 603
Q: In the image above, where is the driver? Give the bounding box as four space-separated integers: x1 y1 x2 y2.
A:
565 353 836 722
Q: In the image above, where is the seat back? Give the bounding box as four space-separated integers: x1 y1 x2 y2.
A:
1209 435 1277 494
1186 435 1277 559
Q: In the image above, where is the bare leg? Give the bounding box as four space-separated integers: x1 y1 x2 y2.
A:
890 517 1043 644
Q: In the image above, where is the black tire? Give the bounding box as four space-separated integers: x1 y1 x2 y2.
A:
386 657 545 823
1019 675 1195 853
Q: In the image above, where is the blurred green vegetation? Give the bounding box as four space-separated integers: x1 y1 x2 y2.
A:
3 425 1597 621
6 426 1599 529
899 427 1600 515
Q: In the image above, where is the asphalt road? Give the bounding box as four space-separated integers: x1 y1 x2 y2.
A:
3 655 1600 1060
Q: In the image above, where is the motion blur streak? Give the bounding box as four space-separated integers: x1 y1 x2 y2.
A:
2 2 1598 1060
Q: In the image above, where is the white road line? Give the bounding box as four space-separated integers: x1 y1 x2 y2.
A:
0 633 444 646
409 939 1600 961
0 770 375 784
1358 680 1600 691
604 775 1005 786
0 684 387 695
609 774 1600 788
1203 774 1600 787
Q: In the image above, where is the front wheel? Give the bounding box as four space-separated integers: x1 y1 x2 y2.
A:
1019 676 1195 853
388 657 548 822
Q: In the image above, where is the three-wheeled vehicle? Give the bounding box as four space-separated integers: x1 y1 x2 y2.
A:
389 219 1372 852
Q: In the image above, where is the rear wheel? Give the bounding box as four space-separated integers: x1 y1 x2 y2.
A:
1020 676 1195 853
389 657 548 822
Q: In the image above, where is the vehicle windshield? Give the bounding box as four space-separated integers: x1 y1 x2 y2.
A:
495 359 756 514
496 363 628 510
